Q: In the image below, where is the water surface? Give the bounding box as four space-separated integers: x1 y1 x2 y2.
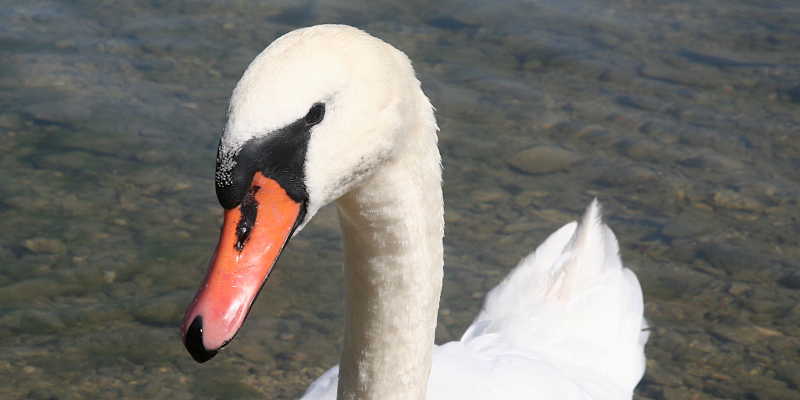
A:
1 1 799 399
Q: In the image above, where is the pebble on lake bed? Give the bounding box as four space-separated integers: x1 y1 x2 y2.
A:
711 190 764 212
508 145 583 175
22 238 67 254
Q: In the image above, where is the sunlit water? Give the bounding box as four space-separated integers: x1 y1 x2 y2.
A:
1 1 799 399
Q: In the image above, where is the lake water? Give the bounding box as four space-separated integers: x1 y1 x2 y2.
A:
1 1 799 399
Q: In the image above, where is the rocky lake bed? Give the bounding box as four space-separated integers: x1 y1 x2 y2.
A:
1 0 799 399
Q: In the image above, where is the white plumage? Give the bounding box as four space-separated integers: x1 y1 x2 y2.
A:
214 24 648 399
303 200 648 399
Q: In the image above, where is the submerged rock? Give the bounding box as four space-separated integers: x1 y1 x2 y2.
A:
22 238 67 255
508 145 582 174
661 209 716 239
20 310 65 334
697 243 780 282
617 138 663 162
712 190 764 212
777 271 800 290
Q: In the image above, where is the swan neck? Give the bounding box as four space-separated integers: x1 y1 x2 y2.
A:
335 132 443 400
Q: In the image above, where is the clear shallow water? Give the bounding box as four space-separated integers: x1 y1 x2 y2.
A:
1 0 799 398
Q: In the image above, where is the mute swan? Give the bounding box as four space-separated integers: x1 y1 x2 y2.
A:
181 24 648 399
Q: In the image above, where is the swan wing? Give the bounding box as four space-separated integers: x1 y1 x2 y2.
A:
456 199 648 399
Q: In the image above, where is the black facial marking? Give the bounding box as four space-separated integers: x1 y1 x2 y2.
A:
215 104 324 210
235 186 260 251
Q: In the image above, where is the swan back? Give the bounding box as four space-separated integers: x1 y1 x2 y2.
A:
460 199 648 398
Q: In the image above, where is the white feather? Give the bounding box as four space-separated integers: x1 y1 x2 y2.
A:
302 200 648 399
221 25 648 400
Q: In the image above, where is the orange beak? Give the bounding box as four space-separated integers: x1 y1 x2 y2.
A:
181 172 303 362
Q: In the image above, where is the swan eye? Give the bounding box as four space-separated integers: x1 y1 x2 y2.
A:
304 103 325 126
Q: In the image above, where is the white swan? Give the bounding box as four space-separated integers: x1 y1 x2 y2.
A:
180 24 648 399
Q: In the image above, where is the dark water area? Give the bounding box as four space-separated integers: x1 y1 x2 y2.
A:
1 1 799 399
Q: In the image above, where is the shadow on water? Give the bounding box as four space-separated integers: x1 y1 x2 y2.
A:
1 0 799 399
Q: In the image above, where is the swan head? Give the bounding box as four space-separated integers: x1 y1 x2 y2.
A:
181 25 431 362
217 25 419 225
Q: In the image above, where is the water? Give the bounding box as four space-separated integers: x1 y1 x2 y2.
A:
1 0 799 398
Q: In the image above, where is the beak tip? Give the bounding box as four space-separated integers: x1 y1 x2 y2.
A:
184 316 218 363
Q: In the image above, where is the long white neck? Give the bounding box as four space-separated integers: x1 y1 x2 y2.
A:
334 99 443 400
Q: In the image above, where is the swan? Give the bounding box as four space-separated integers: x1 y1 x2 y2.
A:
180 24 648 399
